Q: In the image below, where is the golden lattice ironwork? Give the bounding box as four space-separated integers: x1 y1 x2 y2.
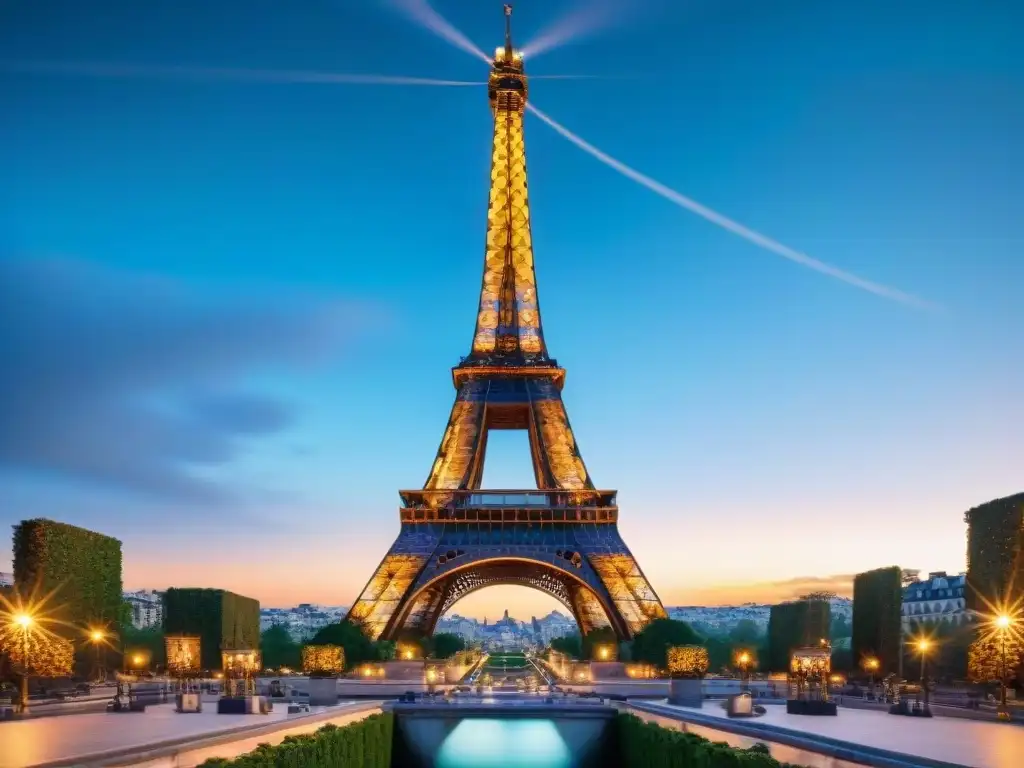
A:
348 554 430 639
588 553 668 635
344 8 666 644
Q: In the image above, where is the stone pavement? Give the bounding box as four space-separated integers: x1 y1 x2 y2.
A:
651 701 1024 768
0 700 355 768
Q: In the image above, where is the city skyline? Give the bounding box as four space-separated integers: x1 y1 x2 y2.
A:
1 1 1021 620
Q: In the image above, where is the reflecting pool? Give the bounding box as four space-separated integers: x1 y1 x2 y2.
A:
435 719 572 768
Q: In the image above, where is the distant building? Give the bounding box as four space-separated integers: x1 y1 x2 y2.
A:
901 571 975 628
124 589 164 629
0 572 13 588
259 604 347 641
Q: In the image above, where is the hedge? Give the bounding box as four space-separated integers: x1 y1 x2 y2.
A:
198 713 392 768
964 493 1024 612
164 588 260 670
766 599 830 672
12 519 124 635
851 566 902 675
617 713 792 767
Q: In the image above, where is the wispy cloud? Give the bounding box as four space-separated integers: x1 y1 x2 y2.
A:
679 573 856 606
0 258 380 504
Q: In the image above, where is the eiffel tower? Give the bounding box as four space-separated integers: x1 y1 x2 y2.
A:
347 6 666 642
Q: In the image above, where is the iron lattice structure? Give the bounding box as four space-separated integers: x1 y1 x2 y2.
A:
347 7 666 642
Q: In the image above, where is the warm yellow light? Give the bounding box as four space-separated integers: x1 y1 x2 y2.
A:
426 669 437 682
90 630 104 642
599 647 609 660
404 650 413 660
132 654 144 666
917 639 931 652
494 47 504 59
13 613 33 629
995 615 1012 629
738 652 751 666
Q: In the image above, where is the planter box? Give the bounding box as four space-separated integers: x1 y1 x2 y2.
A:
785 699 837 716
308 676 339 706
217 697 248 714
175 693 202 713
668 678 703 708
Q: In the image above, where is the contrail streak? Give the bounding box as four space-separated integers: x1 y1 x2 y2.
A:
520 0 626 61
527 103 935 309
0 60 484 87
386 0 490 63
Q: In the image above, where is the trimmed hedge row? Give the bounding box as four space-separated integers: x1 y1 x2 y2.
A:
765 599 830 672
964 493 1024 612
199 713 392 768
164 588 260 670
851 566 902 675
12 519 124 634
618 713 792 768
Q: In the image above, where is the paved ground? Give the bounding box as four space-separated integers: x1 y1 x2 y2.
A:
0 699 353 768
657 701 1024 768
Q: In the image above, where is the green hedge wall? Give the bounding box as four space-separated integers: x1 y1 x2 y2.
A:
964 493 1024 612
163 588 260 670
12 519 124 635
618 713 791 767
766 598 831 672
199 713 392 768
851 566 902 675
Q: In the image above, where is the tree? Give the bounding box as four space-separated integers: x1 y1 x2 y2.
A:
581 627 617 660
122 625 165 667
261 626 301 670
852 566 902 675
631 619 702 668
0 627 74 678
431 633 466 660
968 632 1024 683
550 633 582 658
728 620 764 646
766 598 831 672
829 613 852 641
310 620 391 666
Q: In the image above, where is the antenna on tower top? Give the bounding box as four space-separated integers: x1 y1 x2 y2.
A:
504 4 513 52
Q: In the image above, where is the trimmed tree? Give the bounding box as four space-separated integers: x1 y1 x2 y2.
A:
163 588 260 670
964 493 1024 612
852 566 902 675
12 519 124 634
766 597 831 672
631 619 702 669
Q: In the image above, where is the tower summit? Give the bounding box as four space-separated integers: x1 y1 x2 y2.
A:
346 9 666 642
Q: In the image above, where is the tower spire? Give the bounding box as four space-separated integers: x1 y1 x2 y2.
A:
464 4 547 366
504 4 513 54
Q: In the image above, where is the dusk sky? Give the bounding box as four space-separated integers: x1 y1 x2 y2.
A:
1 1 1021 621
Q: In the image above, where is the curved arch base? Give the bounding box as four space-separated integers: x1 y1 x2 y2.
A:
346 523 666 642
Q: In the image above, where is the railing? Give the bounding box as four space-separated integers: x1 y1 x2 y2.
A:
399 489 617 509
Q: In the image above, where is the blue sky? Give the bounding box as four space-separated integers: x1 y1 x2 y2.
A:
1 0 1021 618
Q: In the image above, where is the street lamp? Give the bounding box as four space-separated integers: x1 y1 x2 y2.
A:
11 613 34 713
915 638 932 716
736 651 752 692
89 629 106 682
994 614 1015 718
862 657 880 696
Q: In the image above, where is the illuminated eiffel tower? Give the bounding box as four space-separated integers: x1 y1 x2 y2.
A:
347 6 666 641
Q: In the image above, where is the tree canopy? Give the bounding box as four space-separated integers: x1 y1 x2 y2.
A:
631 619 702 668
261 625 301 670
431 632 467 660
310 620 393 666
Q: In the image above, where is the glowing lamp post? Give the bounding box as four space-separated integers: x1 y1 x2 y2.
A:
915 638 933 717
736 651 752 692
13 613 34 713
593 643 616 662
862 656 880 696
89 629 106 682
995 614 1015 718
